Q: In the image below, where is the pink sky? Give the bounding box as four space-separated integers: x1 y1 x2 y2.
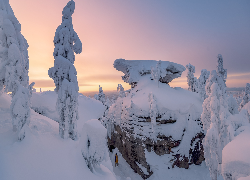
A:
9 0 250 93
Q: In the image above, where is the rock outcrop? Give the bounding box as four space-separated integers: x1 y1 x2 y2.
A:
114 59 186 87
103 60 204 179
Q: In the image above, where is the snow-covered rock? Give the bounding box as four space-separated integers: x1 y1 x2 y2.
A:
103 59 203 178
114 59 185 87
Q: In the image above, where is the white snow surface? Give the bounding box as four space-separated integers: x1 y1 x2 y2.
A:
0 92 116 180
222 125 250 180
31 91 106 128
145 150 224 180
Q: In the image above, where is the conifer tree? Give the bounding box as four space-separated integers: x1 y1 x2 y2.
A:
239 83 250 111
198 69 210 101
0 0 31 140
48 0 82 140
186 63 198 92
201 55 234 180
94 85 106 104
117 84 125 98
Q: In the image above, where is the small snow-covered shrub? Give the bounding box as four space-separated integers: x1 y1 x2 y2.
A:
81 119 108 172
94 85 106 105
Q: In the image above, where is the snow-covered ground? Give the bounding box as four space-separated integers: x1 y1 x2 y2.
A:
145 151 224 180
0 92 116 180
1 89 250 180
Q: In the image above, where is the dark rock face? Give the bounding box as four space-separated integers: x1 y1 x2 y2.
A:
108 125 153 179
108 124 205 179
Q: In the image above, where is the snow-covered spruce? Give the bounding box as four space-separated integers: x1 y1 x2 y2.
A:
151 60 162 87
0 0 33 140
0 0 29 92
198 69 210 101
202 82 233 180
48 0 82 140
201 55 234 180
94 85 106 105
117 84 125 98
81 119 108 172
11 81 30 141
239 83 250 111
186 63 198 93
216 54 227 89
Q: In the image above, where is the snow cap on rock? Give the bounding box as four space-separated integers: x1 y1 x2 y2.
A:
114 59 185 87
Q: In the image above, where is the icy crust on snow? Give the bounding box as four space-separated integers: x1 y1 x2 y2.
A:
105 75 203 157
31 91 106 126
222 125 250 180
114 59 185 86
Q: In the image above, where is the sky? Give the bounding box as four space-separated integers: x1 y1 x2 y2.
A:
9 0 250 93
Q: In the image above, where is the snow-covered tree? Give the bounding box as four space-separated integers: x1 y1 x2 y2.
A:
117 84 125 98
216 54 227 89
11 81 30 141
0 0 29 93
94 85 106 104
198 69 210 101
48 0 82 140
201 58 234 179
0 0 32 140
148 92 157 126
81 119 108 172
151 60 162 87
186 63 198 93
239 83 250 111
227 95 239 115
203 121 219 180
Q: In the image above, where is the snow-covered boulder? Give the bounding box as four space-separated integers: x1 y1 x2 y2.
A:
114 59 185 87
81 119 109 172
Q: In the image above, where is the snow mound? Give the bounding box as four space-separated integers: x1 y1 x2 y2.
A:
114 59 185 87
31 91 106 129
222 125 250 180
81 119 109 172
0 93 116 180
